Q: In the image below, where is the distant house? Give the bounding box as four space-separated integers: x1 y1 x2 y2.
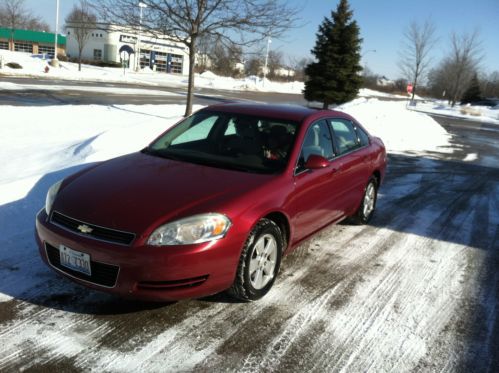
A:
0 27 66 57
377 76 395 87
274 67 295 78
233 61 245 73
65 22 189 74
195 53 213 69
259 66 295 78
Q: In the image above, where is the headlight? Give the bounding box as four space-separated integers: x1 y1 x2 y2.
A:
45 180 63 215
148 213 231 246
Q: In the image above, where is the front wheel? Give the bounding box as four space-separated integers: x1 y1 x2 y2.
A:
352 177 378 224
229 219 283 301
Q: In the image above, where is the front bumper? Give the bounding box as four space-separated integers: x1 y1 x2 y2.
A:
35 209 243 301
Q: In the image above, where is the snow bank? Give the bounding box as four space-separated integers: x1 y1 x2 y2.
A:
0 104 203 205
338 98 452 153
407 100 499 125
0 50 303 94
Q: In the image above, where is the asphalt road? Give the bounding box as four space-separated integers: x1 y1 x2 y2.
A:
0 76 307 106
0 82 498 371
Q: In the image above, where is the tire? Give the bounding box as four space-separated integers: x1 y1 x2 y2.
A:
351 176 378 224
229 219 283 301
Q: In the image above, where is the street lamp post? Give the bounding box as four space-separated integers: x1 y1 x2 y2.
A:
53 0 60 64
136 2 148 71
263 36 271 86
361 49 376 68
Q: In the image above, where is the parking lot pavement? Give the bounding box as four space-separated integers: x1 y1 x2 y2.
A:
0 116 498 372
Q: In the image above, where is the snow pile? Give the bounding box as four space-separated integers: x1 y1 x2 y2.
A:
0 49 152 85
0 104 203 205
338 98 452 153
408 99 499 124
192 72 304 93
358 88 411 99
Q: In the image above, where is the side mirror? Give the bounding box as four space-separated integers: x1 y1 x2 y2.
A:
304 154 329 169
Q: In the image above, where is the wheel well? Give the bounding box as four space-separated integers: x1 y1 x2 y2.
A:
264 212 290 250
372 170 381 185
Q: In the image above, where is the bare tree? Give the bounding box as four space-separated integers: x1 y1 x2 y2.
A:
65 0 97 72
289 56 312 82
95 0 300 116
246 56 262 76
267 50 283 79
445 31 482 106
398 20 437 101
0 0 50 37
482 71 499 98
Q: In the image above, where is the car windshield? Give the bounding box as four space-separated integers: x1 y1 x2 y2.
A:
144 110 299 174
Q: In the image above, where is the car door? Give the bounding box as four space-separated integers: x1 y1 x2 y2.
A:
288 120 347 242
328 118 373 214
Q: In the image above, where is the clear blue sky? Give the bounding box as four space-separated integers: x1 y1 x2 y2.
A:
26 0 499 79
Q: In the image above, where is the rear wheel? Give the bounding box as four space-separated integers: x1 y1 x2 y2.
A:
229 219 283 301
352 177 378 224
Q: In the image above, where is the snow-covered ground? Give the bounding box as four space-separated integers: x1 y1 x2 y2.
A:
2 50 499 371
408 99 499 125
0 50 303 94
3 50 496 125
1 98 498 371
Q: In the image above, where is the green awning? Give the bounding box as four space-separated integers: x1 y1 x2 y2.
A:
0 27 66 45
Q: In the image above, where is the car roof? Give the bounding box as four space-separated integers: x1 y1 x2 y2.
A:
200 103 345 122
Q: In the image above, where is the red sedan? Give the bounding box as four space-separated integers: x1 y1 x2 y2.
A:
35 103 387 302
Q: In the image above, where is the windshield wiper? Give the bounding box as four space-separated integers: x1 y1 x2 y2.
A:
141 147 183 161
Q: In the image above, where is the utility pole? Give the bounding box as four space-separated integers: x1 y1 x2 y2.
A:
52 0 60 65
263 36 271 86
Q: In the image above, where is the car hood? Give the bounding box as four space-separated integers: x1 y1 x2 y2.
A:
54 152 273 237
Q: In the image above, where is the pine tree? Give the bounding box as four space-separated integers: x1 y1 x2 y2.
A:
304 0 363 109
461 73 482 104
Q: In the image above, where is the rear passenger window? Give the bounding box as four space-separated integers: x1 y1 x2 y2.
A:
356 125 370 146
296 120 334 172
329 119 359 155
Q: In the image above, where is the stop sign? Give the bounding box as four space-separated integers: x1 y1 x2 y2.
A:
407 83 413 94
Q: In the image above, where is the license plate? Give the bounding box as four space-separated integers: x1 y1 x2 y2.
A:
59 245 91 276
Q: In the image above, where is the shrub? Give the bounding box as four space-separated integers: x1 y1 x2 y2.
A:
6 62 22 69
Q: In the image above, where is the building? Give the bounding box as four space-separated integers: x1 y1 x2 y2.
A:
0 27 66 57
65 23 189 75
377 76 395 87
274 67 295 78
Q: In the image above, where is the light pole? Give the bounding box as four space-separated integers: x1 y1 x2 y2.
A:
52 0 60 64
361 49 376 68
263 36 271 86
136 2 148 71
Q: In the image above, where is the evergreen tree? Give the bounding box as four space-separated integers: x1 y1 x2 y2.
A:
461 73 482 104
304 0 363 109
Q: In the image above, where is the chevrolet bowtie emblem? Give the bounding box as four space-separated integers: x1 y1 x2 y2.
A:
77 224 93 234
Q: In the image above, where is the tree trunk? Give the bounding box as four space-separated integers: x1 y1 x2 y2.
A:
184 37 197 117
322 101 329 109
78 49 82 72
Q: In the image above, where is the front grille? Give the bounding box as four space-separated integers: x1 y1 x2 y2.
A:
137 275 208 291
51 211 135 245
45 243 119 288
